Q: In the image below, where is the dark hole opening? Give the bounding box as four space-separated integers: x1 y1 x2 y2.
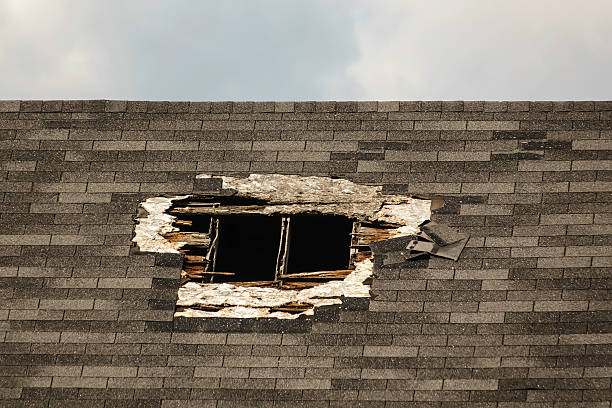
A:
214 215 282 282
185 214 211 233
286 215 353 273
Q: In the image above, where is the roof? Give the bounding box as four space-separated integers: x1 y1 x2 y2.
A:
0 100 610 406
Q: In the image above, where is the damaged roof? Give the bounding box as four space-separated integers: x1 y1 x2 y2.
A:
133 174 433 318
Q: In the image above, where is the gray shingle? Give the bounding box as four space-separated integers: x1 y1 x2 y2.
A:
0 99 610 406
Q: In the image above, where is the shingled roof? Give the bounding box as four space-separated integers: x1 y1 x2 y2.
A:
0 100 610 406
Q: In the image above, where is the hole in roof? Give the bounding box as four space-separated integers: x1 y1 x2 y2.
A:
132 174 432 319
286 215 353 274
214 215 282 283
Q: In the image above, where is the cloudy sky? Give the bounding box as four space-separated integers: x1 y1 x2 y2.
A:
1 0 611 101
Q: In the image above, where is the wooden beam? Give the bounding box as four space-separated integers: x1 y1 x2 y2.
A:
164 232 211 247
349 221 360 268
278 269 353 280
204 217 220 283
269 302 313 313
274 216 291 283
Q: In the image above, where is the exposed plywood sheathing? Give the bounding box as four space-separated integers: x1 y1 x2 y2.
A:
133 195 189 253
132 174 431 319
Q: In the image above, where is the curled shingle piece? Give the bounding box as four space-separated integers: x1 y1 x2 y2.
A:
402 221 469 262
371 221 469 264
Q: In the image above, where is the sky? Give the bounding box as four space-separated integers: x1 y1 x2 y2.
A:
1 0 611 101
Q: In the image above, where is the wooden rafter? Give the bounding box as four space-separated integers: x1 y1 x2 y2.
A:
274 216 291 283
204 216 220 283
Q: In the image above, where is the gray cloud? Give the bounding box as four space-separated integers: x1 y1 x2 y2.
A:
0 0 362 100
0 0 610 100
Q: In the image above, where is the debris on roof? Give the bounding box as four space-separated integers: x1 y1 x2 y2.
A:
369 221 469 265
403 221 469 262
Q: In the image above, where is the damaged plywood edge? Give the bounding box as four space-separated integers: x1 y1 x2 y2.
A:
132 174 431 319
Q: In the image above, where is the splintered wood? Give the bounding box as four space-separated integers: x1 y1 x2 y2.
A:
132 174 431 319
